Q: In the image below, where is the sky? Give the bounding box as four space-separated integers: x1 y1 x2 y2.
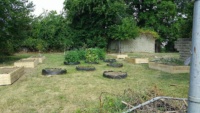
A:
29 0 65 16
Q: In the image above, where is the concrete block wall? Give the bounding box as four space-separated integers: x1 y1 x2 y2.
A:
109 34 155 53
174 38 192 61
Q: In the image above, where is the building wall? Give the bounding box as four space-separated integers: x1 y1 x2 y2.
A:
109 34 155 53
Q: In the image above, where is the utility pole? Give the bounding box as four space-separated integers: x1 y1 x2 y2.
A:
188 0 200 112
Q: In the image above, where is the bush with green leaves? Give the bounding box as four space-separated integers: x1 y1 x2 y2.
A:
95 48 106 60
77 49 86 60
65 51 80 63
85 48 99 63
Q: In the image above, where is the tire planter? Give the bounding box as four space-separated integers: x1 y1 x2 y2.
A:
103 59 116 63
76 66 96 71
42 68 67 76
103 71 127 79
64 61 80 65
107 63 123 67
85 61 99 64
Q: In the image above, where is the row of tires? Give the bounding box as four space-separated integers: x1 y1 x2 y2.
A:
42 68 127 79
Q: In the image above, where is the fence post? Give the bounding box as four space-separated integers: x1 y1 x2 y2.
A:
188 0 200 113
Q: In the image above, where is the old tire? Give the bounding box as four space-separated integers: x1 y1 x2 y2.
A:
103 71 127 79
42 68 67 75
76 66 96 71
107 63 123 67
64 61 80 65
103 59 116 63
85 61 99 64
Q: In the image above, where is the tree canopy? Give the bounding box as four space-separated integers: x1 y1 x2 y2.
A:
0 0 34 55
124 0 193 51
26 11 71 51
0 0 194 54
64 0 139 49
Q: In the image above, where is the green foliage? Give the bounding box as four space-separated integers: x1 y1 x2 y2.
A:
3 41 14 55
22 37 47 52
179 1 194 38
125 0 186 52
77 49 86 60
29 11 72 51
139 29 159 39
64 0 138 49
96 48 106 60
0 0 34 55
65 51 80 63
36 39 48 52
100 96 125 113
109 17 139 40
85 48 100 63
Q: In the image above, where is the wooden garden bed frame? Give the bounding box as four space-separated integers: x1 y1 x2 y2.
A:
14 59 39 68
28 56 46 63
148 62 190 74
116 54 128 59
125 57 149 64
0 66 24 85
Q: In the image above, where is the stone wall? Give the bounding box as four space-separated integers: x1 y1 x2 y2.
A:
174 38 192 61
108 34 155 53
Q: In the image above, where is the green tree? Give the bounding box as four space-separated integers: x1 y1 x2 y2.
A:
0 0 34 55
64 0 138 49
179 1 194 39
26 11 72 51
125 0 184 52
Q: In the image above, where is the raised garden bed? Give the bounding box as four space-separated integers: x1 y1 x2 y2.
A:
116 54 128 59
42 68 67 76
14 59 39 68
76 66 96 71
0 66 24 85
103 71 127 79
125 57 149 64
29 56 45 63
149 62 190 74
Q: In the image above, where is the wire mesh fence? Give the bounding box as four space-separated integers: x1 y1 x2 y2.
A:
124 96 188 113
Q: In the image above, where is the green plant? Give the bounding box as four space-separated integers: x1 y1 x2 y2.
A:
36 39 48 52
77 49 86 60
95 48 106 60
65 50 80 63
85 48 99 63
99 95 125 113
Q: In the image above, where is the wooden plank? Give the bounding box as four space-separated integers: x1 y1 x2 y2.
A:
125 57 149 64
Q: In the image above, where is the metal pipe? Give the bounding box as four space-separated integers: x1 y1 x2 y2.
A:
123 96 187 113
188 0 200 113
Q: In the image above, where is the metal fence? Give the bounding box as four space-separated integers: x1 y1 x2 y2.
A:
123 96 188 113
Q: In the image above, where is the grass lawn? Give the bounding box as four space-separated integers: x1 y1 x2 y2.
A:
0 52 189 113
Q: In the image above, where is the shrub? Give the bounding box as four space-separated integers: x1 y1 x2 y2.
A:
77 49 86 60
85 48 99 63
65 51 80 63
95 48 106 60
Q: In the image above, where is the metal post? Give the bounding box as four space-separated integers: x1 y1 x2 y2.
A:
188 0 200 112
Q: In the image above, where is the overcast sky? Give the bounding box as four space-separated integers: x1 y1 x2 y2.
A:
29 0 65 16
